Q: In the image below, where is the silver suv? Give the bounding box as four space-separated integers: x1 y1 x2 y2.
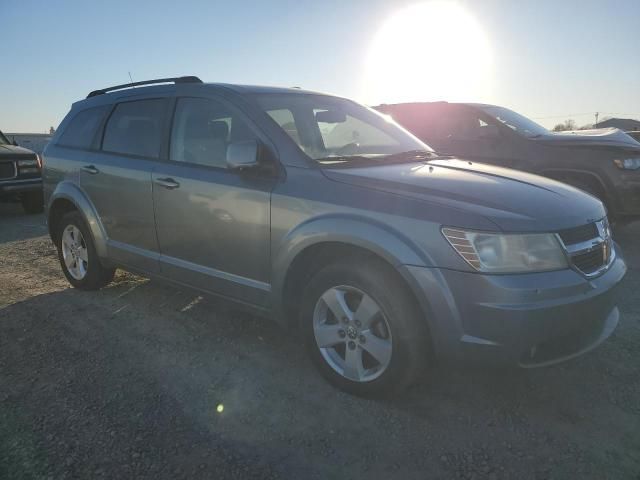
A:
43 77 626 396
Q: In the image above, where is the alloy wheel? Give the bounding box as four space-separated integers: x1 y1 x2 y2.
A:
61 224 88 280
312 285 393 382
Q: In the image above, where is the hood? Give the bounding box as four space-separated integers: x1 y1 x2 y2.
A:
534 128 640 150
0 143 37 158
322 159 606 232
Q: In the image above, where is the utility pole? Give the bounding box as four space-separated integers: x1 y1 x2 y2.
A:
595 112 599 127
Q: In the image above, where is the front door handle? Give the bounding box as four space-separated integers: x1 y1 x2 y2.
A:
154 177 180 189
81 165 99 175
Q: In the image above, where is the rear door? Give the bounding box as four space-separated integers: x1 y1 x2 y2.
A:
80 98 170 272
151 96 276 306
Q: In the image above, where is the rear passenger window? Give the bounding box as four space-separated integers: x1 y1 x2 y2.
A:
102 99 167 158
170 97 257 169
57 106 109 149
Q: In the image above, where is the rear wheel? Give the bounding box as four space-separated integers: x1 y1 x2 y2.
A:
21 190 44 214
300 257 429 396
56 211 115 290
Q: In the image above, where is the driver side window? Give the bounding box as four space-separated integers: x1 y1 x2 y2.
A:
170 98 256 169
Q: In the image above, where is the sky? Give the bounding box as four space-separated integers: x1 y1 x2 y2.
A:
1 0 639 133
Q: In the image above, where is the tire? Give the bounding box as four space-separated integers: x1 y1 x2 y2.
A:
21 190 44 214
55 211 115 290
299 257 429 397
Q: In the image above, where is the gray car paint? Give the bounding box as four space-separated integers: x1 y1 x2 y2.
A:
43 83 626 367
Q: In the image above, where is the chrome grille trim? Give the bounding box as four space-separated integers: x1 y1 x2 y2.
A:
555 218 614 278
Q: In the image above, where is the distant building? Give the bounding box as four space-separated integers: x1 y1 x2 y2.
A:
6 133 52 154
596 118 640 131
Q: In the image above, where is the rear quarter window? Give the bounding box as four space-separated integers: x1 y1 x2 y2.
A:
57 105 110 149
102 99 167 158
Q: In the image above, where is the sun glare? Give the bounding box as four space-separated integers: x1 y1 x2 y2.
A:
363 1 492 105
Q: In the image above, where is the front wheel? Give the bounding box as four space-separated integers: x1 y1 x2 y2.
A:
300 258 429 396
55 211 115 290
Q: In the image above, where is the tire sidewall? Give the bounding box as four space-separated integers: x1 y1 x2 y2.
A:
56 212 110 290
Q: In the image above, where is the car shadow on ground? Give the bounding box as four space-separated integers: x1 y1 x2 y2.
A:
0 202 47 243
1 274 638 478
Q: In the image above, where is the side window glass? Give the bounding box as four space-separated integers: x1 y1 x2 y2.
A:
58 106 109 149
102 99 166 158
170 98 256 168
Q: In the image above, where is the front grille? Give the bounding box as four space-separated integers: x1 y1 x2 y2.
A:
558 223 598 245
0 161 16 180
557 219 612 277
572 245 606 274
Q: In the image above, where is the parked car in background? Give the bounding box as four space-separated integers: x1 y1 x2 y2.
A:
6 132 53 155
43 77 626 396
0 128 44 213
627 131 640 143
376 102 640 224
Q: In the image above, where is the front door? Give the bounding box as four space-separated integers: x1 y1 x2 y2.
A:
152 96 275 306
434 106 519 168
80 98 170 272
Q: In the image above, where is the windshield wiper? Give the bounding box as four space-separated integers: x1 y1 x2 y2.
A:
315 155 373 165
382 149 452 162
315 150 453 167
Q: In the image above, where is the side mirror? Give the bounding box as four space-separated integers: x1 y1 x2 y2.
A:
12 139 18 146
226 140 260 171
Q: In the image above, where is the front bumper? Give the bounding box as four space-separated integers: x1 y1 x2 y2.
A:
400 245 627 367
0 178 42 197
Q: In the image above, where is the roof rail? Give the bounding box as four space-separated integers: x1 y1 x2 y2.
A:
87 76 202 98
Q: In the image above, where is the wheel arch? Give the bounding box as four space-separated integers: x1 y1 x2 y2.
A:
47 182 108 258
541 168 613 210
271 214 433 329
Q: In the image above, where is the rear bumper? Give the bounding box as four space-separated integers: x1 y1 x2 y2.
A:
0 178 42 196
400 245 627 367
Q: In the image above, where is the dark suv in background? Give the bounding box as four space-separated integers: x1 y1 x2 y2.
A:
0 129 44 213
376 102 640 224
43 78 626 396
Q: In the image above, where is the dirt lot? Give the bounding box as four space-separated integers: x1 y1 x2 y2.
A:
0 202 638 480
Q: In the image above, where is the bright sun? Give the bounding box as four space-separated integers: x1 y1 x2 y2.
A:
363 1 492 105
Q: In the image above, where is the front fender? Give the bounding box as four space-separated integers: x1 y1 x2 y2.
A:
47 181 108 258
271 213 432 320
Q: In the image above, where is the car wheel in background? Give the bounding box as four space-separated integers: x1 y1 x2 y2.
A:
299 257 429 396
55 211 115 290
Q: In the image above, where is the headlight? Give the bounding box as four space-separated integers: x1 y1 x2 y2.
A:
442 228 568 273
613 158 640 170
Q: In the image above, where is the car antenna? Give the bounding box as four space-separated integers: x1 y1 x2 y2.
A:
128 71 134 84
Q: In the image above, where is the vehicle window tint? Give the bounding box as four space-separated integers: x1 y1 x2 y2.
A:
436 109 490 140
57 106 109 149
170 97 256 168
102 99 166 158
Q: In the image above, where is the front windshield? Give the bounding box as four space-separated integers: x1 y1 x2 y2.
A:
254 93 432 164
0 130 9 145
480 105 548 138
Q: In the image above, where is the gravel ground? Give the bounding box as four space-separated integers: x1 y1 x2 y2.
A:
0 202 639 479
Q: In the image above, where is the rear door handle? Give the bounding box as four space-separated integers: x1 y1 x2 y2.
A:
81 165 99 175
154 177 180 189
